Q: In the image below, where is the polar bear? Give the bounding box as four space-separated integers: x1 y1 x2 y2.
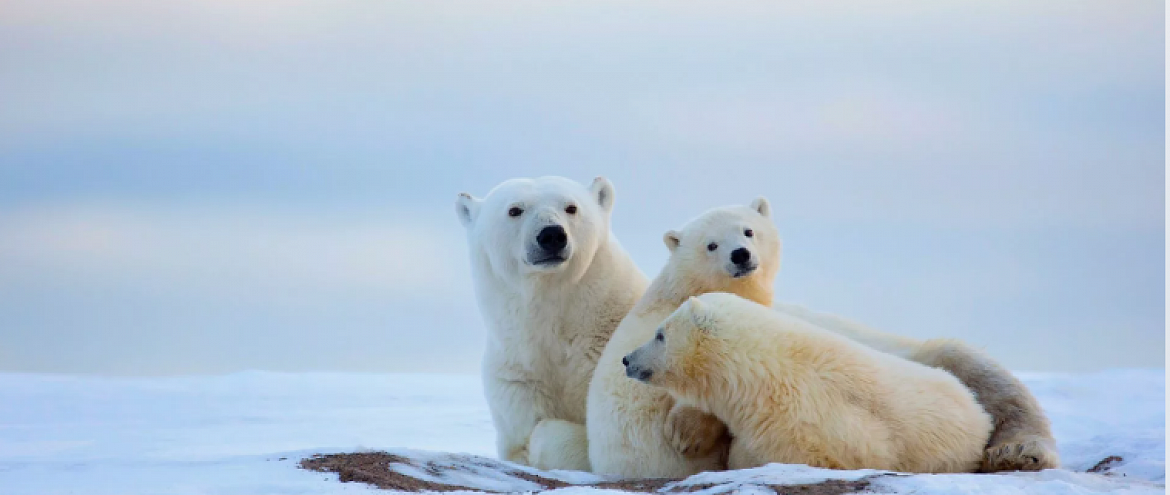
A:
456 176 648 471
623 293 993 473
586 198 781 478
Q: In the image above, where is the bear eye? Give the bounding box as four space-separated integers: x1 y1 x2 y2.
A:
656 331 665 342
744 229 754 238
508 207 523 217
565 205 577 215
707 242 718 251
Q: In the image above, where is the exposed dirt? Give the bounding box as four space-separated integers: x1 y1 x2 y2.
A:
300 452 877 494
1087 456 1125 474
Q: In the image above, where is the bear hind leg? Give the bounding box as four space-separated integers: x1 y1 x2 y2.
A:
910 339 1060 472
528 418 591 472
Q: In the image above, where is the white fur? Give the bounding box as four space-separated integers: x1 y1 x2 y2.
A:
626 293 993 474
586 200 780 478
771 301 1060 472
457 176 647 471
772 301 924 358
528 419 591 471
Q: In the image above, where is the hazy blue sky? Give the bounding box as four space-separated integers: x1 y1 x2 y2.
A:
0 0 1163 374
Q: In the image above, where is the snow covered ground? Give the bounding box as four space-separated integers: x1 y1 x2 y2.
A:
0 369 1162 494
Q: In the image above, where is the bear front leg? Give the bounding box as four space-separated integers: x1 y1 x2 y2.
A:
663 401 730 459
484 374 548 467
910 339 1060 472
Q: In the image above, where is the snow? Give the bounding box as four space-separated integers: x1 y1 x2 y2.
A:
0 369 1162 494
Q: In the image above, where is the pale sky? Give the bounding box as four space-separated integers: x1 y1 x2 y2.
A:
0 0 1163 375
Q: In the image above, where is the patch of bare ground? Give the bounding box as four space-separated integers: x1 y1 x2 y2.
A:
299 452 878 494
1088 456 1125 475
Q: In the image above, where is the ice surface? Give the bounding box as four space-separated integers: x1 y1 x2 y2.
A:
0 369 1161 494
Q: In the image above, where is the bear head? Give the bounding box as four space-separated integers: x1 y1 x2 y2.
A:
622 294 737 393
456 176 614 283
661 198 780 303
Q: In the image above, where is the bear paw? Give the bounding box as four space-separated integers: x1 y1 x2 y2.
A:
664 404 729 458
505 445 530 466
981 435 1060 472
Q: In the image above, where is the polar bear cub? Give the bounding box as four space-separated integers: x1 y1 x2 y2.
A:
624 292 993 474
586 198 780 478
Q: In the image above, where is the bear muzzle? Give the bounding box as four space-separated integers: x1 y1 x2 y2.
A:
527 224 571 266
622 355 654 382
728 247 757 278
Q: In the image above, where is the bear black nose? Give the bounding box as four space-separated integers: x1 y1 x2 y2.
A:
537 225 567 252
730 247 751 265
622 356 629 367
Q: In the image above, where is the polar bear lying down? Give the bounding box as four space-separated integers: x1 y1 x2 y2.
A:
624 293 994 473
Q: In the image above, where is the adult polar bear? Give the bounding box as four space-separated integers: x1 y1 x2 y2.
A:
455 176 647 471
456 176 1056 475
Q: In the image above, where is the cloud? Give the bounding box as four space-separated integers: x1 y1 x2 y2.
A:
617 85 977 157
0 203 465 304
0 201 484 375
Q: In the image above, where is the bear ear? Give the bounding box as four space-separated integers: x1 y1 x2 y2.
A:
590 176 615 214
749 196 771 219
663 230 681 252
687 297 711 332
456 192 482 228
